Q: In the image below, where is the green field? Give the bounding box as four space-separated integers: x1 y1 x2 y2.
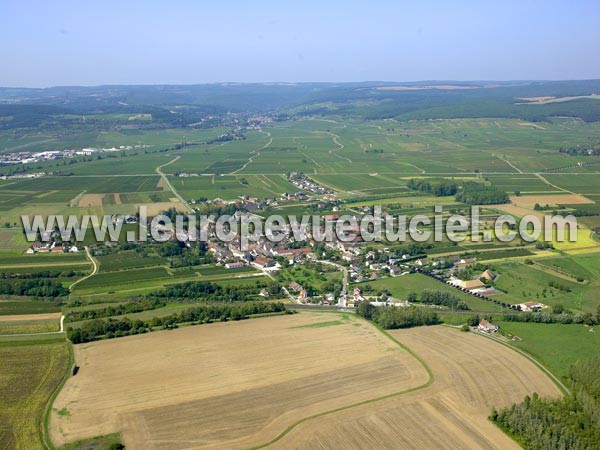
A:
0 300 61 316
363 273 503 312
499 321 600 382
0 339 69 449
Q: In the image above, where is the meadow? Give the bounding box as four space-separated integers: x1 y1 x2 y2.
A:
499 321 600 382
364 273 503 312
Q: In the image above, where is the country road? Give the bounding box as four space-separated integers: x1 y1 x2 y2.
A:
68 246 98 291
156 156 194 212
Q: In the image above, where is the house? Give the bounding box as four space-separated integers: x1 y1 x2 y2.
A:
518 301 545 312
288 281 303 292
225 261 245 269
258 288 270 297
299 289 308 301
461 279 486 291
480 270 497 282
252 257 276 269
478 319 499 333
70 246 79 253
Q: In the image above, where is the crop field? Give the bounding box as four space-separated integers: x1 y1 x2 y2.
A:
264 326 562 449
0 315 60 334
51 313 428 448
544 174 600 195
0 300 61 316
0 339 69 450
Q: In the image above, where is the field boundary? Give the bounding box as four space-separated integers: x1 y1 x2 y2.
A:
42 339 73 450
472 329 570 395
250 313 434 449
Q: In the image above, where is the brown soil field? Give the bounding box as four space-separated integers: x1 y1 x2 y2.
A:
0 312 60 322
491 203 547 221
50 313 428 449
77 193 105 207
274 326 562 449
142 201 187 215
511 194 594 207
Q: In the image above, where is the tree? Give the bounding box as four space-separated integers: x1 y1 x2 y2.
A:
357 301 376 320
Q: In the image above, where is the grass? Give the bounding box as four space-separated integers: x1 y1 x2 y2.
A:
493 260 594 312
57 433 123 450
291 320 345 329
0 338 69 449
364 273 503 312
498 320 600 383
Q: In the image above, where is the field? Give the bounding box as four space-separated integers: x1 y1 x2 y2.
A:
498 321 600 381
51 313 428 448
50 313 562 449
364 273 503 312
247 326 562 449
0 339 69 450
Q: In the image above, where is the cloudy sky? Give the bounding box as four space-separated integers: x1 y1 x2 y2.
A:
1 0 599 87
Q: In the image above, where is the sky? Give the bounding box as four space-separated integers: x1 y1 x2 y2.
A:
1 0 599 87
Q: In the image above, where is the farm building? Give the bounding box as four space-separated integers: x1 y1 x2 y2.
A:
518 301 546 312
478 319 499 333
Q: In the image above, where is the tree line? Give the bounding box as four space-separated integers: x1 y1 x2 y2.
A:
0 278 69 298
407 178 458 196
146 280 280 302
65 298 166 322
407 289 469 310
491 356 600 450
68 302 289 343
357 302 440 329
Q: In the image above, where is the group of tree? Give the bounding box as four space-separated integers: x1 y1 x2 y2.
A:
68 302 288 343
0 278 69 297
491 356 600 450
455 182 509 205
503 309 599 326
407 289 469 310
407 178 458 196
65 298 166 322
146 280 280 302
357 302 440 329
559 145 600 156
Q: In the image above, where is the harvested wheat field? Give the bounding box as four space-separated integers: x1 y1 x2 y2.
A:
77 193 105 207
274 326 562 450
50 313 428 449
510 194 593 207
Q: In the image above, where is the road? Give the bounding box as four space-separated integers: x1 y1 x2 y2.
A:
155 156 194 212
68 246 98 291
317 259 349 297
